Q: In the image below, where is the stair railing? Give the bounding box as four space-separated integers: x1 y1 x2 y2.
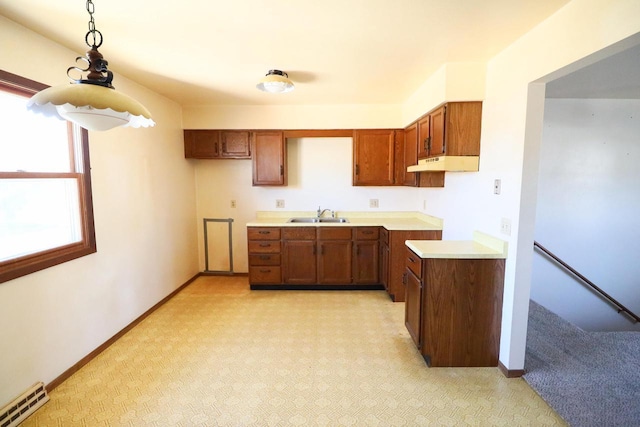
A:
534 241 640 323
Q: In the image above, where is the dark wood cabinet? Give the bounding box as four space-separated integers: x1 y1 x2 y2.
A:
353 227 379 284
184 130 251 159
415 102 482 160
353 129 397 186
282 227 316 284
379 228 390 291
220 131 251 158
252 131 286 186
317 227 352 284
404 264 422 347
404 246 505 367
385 229 441 302
403 121 445 188
247 227 282 284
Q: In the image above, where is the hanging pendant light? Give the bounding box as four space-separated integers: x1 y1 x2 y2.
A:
256 70 295 94
27 0 154 131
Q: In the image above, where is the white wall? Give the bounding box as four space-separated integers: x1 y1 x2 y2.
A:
532 98 640 332
194 137 425 272
0 17 199 406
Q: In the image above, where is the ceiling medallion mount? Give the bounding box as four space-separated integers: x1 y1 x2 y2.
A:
27 0 154 131
256 69 295 94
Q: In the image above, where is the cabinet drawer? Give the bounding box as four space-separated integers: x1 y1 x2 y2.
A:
354 227 379 240
380 227 389 245
282 227 316 240
249 254 281 266
248 241 281 253
317 227 352 240
249 266 281 284
406 247 422 278
248 227 281 240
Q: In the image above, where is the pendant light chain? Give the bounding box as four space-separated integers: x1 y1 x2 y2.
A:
85 0 103 49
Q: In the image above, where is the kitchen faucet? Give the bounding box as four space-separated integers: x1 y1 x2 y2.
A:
317 206 335 218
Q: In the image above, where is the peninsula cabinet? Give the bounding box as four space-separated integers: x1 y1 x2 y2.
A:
251 131 287 186
385 229 441 302
184 130 251 159
404 246 505 367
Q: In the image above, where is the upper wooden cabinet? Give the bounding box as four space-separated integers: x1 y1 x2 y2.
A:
220 131 251 158
415 102 482 160
251 131 287 186
353 129 398 186
184 130 251 159
403 122 445 188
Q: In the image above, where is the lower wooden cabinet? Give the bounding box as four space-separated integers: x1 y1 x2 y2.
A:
353 227 379 284
247 227 281 284
317 227 352 284
404 246 505 367
282 227 317 284
248 225 384 288
387 229 441 302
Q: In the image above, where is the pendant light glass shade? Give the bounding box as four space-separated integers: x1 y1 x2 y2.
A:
27 0 154 132
256 70 294 94
28 83 154 131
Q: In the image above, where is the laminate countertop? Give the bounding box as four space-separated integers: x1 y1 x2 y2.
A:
246 211 442 231
406 231 508 259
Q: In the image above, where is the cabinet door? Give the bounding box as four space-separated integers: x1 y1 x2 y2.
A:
404 268 422 347
184 130 219 158
252 131 286 186
429 106 446 157
353 129 396 186
220 131 251 158
318 240 352 284
353 241 379 284
403 123 418 186
380 241 390 291
417 116 430 159
283 240 316 284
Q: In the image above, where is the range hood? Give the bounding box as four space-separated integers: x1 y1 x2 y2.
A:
407 156 479 172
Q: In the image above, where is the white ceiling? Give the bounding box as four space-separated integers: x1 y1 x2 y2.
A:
1 0 572 106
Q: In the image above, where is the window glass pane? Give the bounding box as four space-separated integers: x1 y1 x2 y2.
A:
0 90 71 172
0 178 82 262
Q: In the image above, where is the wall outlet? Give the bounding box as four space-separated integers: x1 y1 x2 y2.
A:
494 179 501 195
230 200 236 208
500 218 511 236
369 199 379 208
276 199 285 208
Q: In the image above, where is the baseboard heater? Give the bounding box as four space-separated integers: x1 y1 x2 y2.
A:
0 382 49 427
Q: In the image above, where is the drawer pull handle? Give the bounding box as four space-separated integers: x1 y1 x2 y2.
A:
258 231 271 234
259 255 270 260
259 243 271 247
363 230 374 234
409 257 416 263
260 269 271 273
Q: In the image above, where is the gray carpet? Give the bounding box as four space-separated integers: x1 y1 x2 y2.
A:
524 300 640 426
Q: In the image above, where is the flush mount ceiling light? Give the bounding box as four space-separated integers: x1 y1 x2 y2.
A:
256 70 295 94
27 0 154 131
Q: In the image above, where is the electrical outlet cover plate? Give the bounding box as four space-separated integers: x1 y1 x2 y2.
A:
369 199 379 208
276 199 285 208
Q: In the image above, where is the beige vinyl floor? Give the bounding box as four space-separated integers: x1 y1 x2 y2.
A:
24 276 565 426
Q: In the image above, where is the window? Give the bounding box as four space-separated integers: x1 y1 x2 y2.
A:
0 70 96 283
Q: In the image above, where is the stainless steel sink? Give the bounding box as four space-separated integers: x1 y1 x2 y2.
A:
287 217 319 223
287 217 349 223
318 218 349 223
